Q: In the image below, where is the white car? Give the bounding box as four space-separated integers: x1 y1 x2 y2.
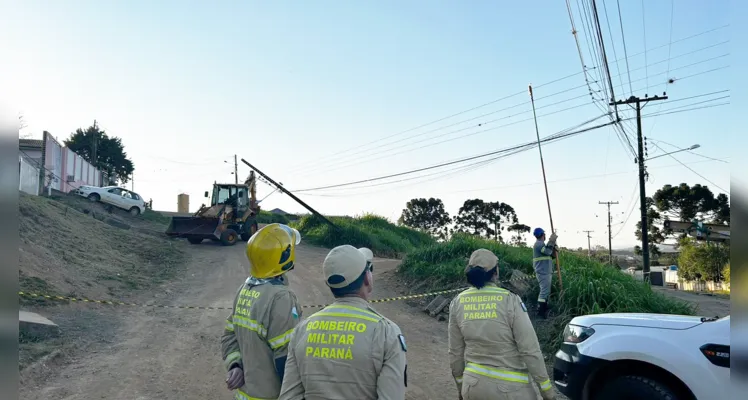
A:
72 185 147 216
553 313 730 400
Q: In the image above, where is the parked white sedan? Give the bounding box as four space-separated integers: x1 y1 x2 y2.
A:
71 185 147 216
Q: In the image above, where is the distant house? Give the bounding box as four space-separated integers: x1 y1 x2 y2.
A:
19 139 43 167
269 208 288 215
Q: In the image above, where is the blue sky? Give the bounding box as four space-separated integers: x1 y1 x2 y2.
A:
4 0 733 249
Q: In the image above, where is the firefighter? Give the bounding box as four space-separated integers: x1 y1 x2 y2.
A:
532 227 558 319
221 223 303 400
279 244 407 400
448 249 555 400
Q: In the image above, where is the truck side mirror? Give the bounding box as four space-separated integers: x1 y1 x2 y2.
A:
204 191 209 198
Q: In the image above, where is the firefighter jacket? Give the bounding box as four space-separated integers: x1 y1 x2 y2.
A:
448 284 554 400
533 239 556 276
221 276 301 400
278 296 407 400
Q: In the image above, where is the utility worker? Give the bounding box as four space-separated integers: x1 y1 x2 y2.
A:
448 249 554 400
221 223 303 400
532 228 558 319
279 245 407 400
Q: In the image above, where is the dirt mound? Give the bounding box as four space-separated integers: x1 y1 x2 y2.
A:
19 193 186 304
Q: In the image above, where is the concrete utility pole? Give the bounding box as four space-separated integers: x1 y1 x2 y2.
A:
582 230 594 257
91 119 98 169
599 201 619 265
234 154 239 185
610 94 668 282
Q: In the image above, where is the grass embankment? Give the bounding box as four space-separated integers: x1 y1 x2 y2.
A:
398 233 696 352
291 214 434 258
256 210 300 225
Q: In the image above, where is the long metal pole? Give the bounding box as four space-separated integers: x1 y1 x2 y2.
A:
529 85 563 291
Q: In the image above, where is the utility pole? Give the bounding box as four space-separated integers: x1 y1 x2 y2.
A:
598 201 619 265
610 94 668 282
234 154 238 185
582 230 594 257
91 119 98 170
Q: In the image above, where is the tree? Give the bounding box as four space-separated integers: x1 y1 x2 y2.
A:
454 199 518 241
507 223 531 247
398 198 452 239
635 183 730 249
64 121 134 184
677 237 729 282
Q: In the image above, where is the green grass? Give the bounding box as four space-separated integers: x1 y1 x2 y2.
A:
398 233 696 352
290 214 434 258
256 210 293 225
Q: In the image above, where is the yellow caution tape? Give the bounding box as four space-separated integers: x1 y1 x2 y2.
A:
18 272 538 311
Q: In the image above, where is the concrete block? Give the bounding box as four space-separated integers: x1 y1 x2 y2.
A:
19 311 60 340
424 295 451 317
508 269 532 296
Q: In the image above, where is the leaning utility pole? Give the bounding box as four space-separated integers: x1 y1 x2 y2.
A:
234 154 239 185
582 230 594 257
598 201 619 265
610 94 668 282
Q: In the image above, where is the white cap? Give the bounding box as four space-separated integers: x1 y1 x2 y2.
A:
323 245 373 289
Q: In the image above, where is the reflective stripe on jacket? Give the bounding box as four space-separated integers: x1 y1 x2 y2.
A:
533 240 555 275
279 297 407 400
221 277 301 400
447 284 553 398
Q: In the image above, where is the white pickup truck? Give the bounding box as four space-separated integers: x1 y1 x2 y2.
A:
553 313 730 400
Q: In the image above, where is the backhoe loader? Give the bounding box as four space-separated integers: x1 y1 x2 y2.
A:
165 171 260 246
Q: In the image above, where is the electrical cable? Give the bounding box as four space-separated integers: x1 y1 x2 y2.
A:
616 0 635 94
292 119 617 193
288 24 729 173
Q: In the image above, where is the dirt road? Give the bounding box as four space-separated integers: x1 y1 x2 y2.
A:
20 242 557 400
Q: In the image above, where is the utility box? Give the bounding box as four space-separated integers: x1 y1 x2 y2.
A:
177 193 189 213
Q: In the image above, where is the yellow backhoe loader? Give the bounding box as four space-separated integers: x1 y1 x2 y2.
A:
165 171 260 246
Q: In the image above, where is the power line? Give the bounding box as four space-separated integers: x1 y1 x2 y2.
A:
648 138 728 164
293 119 617 193
303 158 727 198
647 142 728 193
615 0 634 94
641 0 649 92
298 101 607 177
302 55 728 178
288 24 729 172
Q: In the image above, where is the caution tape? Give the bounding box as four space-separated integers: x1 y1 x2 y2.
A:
18 272 540 311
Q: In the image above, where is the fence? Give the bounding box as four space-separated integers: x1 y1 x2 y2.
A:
38 132 103 194
19 155 40 195
677 280 730 292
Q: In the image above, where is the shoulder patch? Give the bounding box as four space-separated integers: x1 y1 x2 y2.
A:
291 306 299 319
520 302 527 312
398 334 407 352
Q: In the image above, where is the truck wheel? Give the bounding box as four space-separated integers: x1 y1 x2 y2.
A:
187 237 203 245
241 222 259 242
221 229 238 246
594 376 677 400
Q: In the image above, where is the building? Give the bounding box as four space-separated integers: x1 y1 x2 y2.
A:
19 139 43 167
177 193 189 213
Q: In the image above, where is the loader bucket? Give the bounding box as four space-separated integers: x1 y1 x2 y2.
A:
165 216 221 240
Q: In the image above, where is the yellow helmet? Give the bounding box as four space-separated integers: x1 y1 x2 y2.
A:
246 223 302 279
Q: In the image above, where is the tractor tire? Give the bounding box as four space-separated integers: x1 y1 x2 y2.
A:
594 375 677 400
187 237 203 245
241 222 259 242
88 193 101 202
220 229 239 246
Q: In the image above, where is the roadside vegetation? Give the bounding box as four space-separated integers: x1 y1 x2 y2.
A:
397 233 695 352
256 210 300 225
291 214 434 258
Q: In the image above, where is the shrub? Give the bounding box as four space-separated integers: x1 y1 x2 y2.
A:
723 263 730 284
256 210 290 225
291 214 434 258
398 233 696 352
